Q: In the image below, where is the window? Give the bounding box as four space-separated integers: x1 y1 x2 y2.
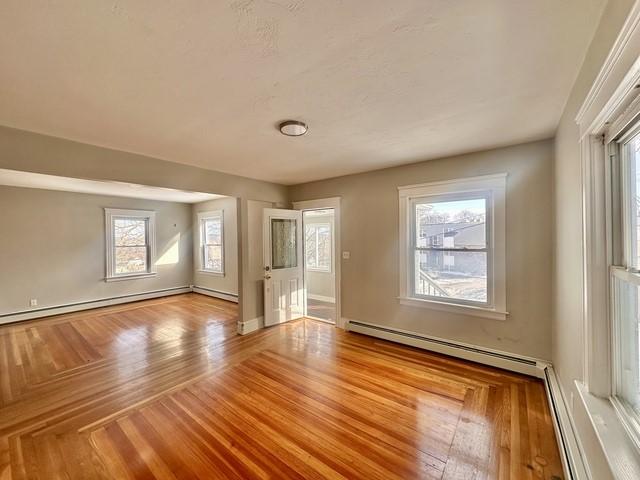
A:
399 174 507 320
610 127 640 445
105 209 156 281
305 223 332 272
198 211 224 275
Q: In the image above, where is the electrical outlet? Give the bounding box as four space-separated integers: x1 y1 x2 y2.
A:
342 251 350 259
30 299 38 307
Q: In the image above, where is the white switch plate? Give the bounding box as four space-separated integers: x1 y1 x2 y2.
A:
342 251 350 259
30 299 38 307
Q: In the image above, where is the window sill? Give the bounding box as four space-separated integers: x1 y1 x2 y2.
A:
306 268 332 274
575 381 640 479
197 269 225 277
398 296 508 320
105 272 157 282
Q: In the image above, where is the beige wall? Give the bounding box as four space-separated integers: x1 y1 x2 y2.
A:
553 1 634 478
0 126 287 202
240 199 275 323
0 126 288 324
192 197 239 297
289 139 554 360
0 185 192 315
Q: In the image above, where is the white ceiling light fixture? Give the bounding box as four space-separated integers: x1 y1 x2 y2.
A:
279 120 308 137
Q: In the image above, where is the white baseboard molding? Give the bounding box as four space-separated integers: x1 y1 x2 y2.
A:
0 286 192 325
544 367 591 480
237 316 264 335
346 319 548 378
192 286 239 303
307 294 336 303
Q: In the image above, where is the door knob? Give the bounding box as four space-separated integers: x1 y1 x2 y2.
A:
264 274 272 280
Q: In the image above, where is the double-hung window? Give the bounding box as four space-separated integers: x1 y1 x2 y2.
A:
610 125 640 446
305 223 332 272
198 210 224 275
399 174 507 320
105 209 156 281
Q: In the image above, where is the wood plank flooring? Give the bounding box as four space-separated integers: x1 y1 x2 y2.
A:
0 293 564 479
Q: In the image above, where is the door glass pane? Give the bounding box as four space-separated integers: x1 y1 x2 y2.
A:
414 250 487 303
614 274 640 415
271 218 297 269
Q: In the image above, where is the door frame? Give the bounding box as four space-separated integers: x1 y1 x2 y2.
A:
292 197 343 329
262 208 304 327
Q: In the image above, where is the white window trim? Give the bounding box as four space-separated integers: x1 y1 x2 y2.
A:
305 222 332 273
197 210 225 276
398 173 508 321
575 3 640 476
104 208 156 282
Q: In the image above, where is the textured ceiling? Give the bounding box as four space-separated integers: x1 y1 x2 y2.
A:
0 0 604 184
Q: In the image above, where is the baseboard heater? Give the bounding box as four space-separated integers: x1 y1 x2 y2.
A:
541 366 589 480
0 286 191 324
348 320 543 377
192 286 239 303
543 367 576 479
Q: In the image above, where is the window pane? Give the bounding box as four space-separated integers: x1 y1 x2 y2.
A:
415 198 486 249
414 250 487 303
114 218 147 246
204 218 222 245
625 134 640 269
271 219 297 269
614 274 640 415
305 225 318 268
317 225 331 270
115 246 148 274
204 245 223 272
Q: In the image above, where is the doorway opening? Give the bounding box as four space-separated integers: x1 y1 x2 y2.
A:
303 208 337 324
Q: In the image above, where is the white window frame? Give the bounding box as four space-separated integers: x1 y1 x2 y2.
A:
575 4 640 472
104 208 156 282
398 173 507 321
607 122 640 452
305 222 332 273
197 210 225 276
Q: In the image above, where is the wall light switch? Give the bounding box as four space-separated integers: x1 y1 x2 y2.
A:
30 299 38 307
342 251 350 259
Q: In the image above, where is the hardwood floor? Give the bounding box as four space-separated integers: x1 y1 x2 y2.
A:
0 293 564 479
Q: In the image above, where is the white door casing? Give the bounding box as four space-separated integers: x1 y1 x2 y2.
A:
263 208 304 326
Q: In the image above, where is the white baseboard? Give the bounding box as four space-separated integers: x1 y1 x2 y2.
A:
0 286 192 325
237 316 263 335
307 294 336 303
192 286 239 303
543 367 590 480
346 319 547 378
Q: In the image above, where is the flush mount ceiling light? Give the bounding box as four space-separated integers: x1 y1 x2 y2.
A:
279 120 308 136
